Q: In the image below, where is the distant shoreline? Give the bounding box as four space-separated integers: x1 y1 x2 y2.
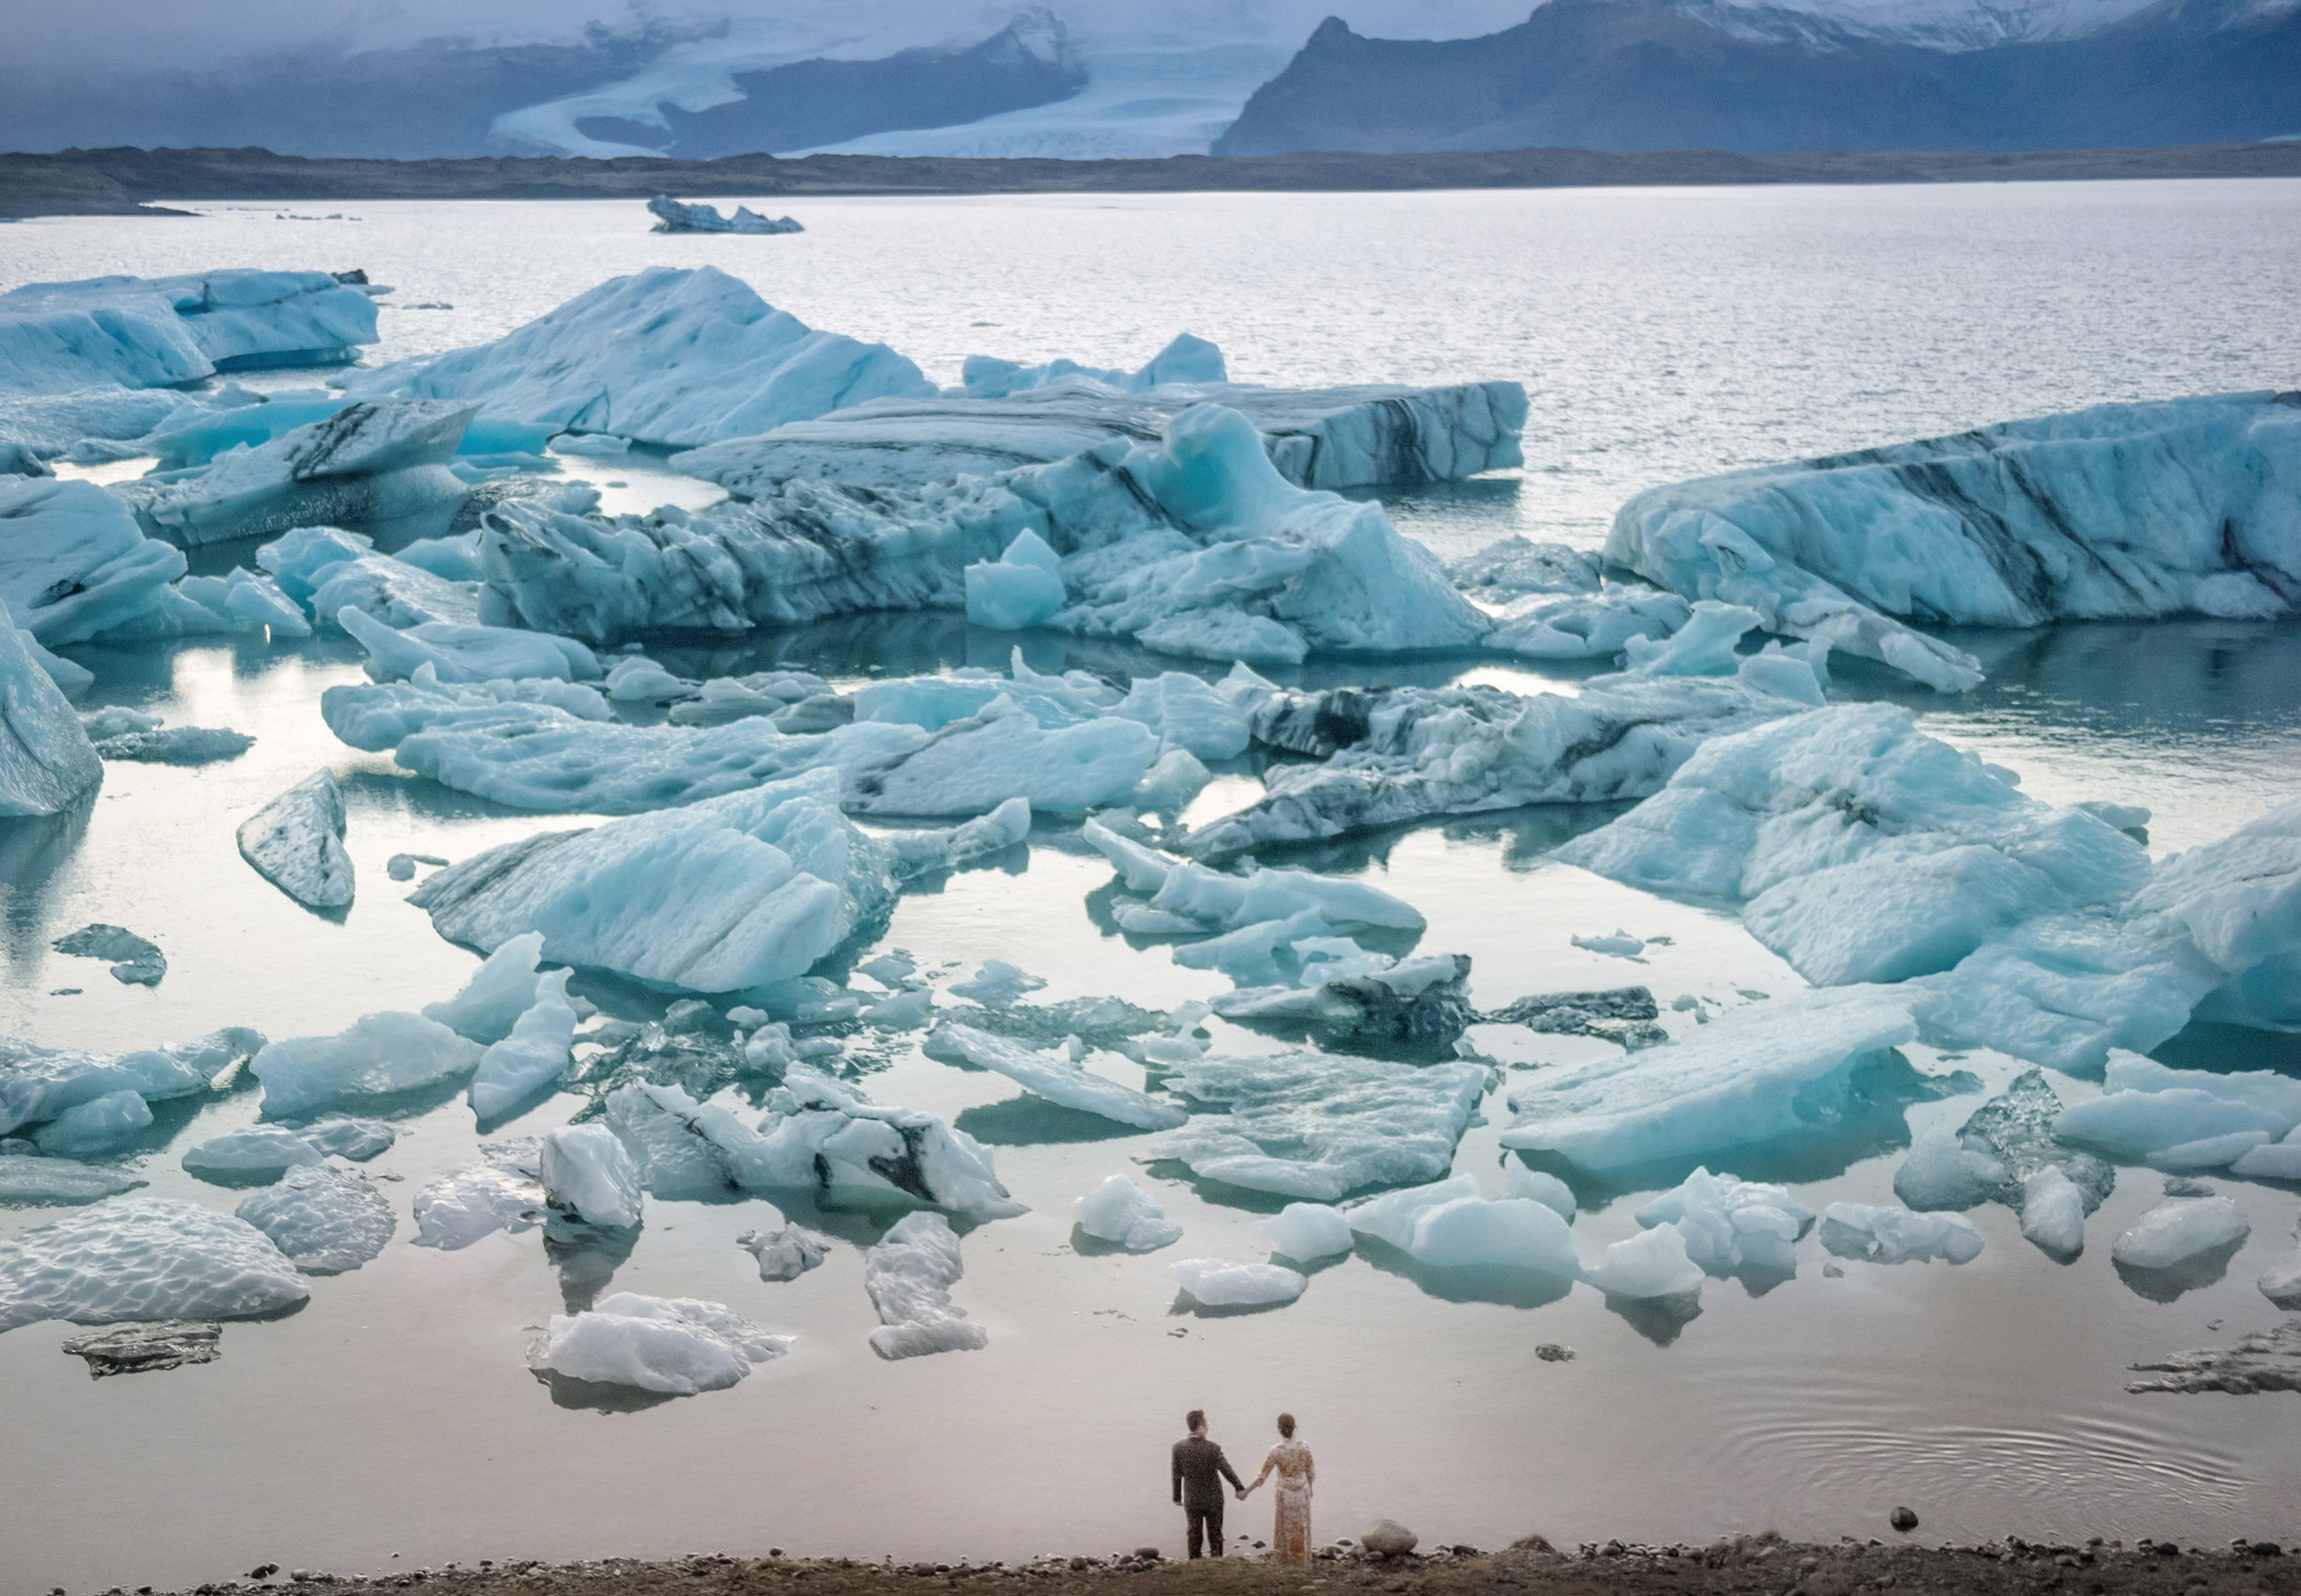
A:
5 142 2300 219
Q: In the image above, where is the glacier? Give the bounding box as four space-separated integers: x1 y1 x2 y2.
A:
670 377 1526 498
646 194 802 235
1607 392 2301 690
237 769 355 912
341 267 936 449
0 1199 309 1334
406 769 1029 992
0 271 377 397
528 1291 788 1394
865 1211 989 1359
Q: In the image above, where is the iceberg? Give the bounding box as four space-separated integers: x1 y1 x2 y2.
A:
926 1023 1187 1130
540 1123 644 1229
1073 1174 1184 1252
413 1162 547 1250
30 1090 152 1157
249 1012 484 1118
2020 1167 2087 1255
88 719 255 765
754 1067 1023 1222
646 194 803 235
2111 1196 2249 1271
0 1027 260 1138
2123 796 2301 1035
235 1164 395 1274
1169 1257 1308 1307
1499 988 1919 1173
1081 817 1425 943
237 770 354 911
2054 1052 2301 1166
339 607 600 686
423 932 548 1045
478 403 1486 663
468 970 578 1118
739 1223 828 1282
1211 954 1475 1050
0 479 191 646
528 1291 788 1394
112 400 480 548
0 271 377 396
407 769 1029 992
1254 1202 1354 1263
1345 1177 1580 1276
962 332 1226 399
180 1126 325 1181
1483 584 1694 661
0 1153 146 1207
300 1118 396 1160
865 1210 988 1359
603 1081 770 1199
0 607 104 817
1448 538 1601 601
1506 1164 1578 1220
944 959 1046 1007
673 377 1526 496
1892 1126 2010 1211
1582 1225 1705 1300
1634 1169 1811 1276
1821 1203 1984 1265
0 1199 309 1334
342 266 934 448
1150 1051 1487 1201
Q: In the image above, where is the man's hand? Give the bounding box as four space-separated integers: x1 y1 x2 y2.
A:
1234 1487 1246 1500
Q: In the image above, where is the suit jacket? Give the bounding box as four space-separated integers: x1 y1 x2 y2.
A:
1173 1434 1243 1509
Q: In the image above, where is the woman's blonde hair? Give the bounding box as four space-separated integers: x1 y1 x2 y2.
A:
1277 1412 1296 1438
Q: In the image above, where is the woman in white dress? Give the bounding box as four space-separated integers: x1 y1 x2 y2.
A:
1243 1412 1314 1565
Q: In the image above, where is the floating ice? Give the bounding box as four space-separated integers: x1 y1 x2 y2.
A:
0 1153 146 1207
0 1027 260 1138
1182 646 1818 859
2111 1196 2249 1271
844 703 1160 817
1583 1225 1705 1299
340 607 599 686
0 271 376 396
2261 1253 2301 1309
1170 1257 1308 1307
249 1012 483 1118
480 402 1486 665
180 1126 324 1180
2020 1167 2087 1255
302 1117 397 1160
1212 954 1474 1051
411 1162 547 1249
2054 1052 2301 1165
0 1199 309 1334
1073 1174 1184 1252
2232 1132 2301 1182
738 1221 827 1282
0 605 104 817
0 479 191 645
1892 1126 2010 1212
604 655 685 702
147 400 549 470
423 932 548 1045
1634 1169 1812 1275
307 551 484 630
1347 1177 1581 1275
2124 796 2301 1035
962 333 1225 399
237 770 354 911
468 970 577 1118
1254 1202 1354 1262
646 194 802 235
965 528 1067 630
540 1124 644 1229
1501 988 1919 1173
1082 819 1425 952
89 721 255 764
672 378 1525 496
410 769 1028 992
1150 1051 1487 1201
1571 931 1645 958
236 1164 394 1274
29 1090 152 1157
528 1291 788 1394
928 1023 1187 1130
344 267 933 448
865 1210 988 1359
1483 988 1669 1051
1609 392 2301 689
602 1081 769 1198
1505 1164 1578 1221
1447 538 1601 601
756 1068 1023 1222
946 959 1046 1008
113 400 480 548
1821 1203 1984 1265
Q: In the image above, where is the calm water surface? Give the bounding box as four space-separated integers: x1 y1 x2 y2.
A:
2 185 2299 1592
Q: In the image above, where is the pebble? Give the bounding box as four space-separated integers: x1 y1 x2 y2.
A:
1890 1507 1919 1532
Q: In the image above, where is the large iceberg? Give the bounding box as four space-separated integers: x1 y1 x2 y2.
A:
675 376 1525 495
0 271 377 396
0 608 103 817
865 1211 988 1359
0 1199 309 1333
341 266 934 448
1499 987 1920 1172
112 400 480 548
1149 1050 1486 1201
647 194 802 235
528 1291 788 1394
407 769 1028 992
477 403 1486 663
1606 392 2301 691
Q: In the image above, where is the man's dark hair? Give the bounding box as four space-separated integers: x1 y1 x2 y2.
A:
1278 1412 1296 1438
1186 1409 1206 1432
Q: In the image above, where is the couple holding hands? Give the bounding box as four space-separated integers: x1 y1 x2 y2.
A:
1170 1409 1315 1565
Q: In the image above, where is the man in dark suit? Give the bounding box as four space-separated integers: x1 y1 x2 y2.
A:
1171 1408 1245 1558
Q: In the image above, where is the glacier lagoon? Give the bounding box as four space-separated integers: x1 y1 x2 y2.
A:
1 181 2300 1590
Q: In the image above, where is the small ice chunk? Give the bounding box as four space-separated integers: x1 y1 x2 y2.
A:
605 654 686 702
540 1123 642 1229
2020 1166 2087 1256
180 1125 323 1180
865 1210 988 1359
1503 1164 1578 1220
411 1163 545 1249
1169 1257 1308 1307
965 529 1067 630
1636 1168 1811 1276
861 987 934 1030
422 931 545 1045
0 1154 147 1207
738 1224 828 1282
2231 1131 2301 1182
299 1117 395 1161
1073 1174 1183 1253
30 1089 152 1157
1821 1202 1983 1266
51 924 166 987
1892 1126 2010 1211
249 1012 483 1117
2111 1196 2249 1271
948 959 1046 1008
1254 1202 1354 1262
2152 1130 2276 1171
0 1199 309 1333
2261 1253 2301 1309
2077 800 2151 834
1582 1224 1704 1299
235 1164 394 1274
1407 1195 1580 1274
1571 930 1645 958
928 1022 1185 1130
755 1068 1023 1221
468 968 577 1118
528 1291 788 1394
90 723 257 764
236 769 353 910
